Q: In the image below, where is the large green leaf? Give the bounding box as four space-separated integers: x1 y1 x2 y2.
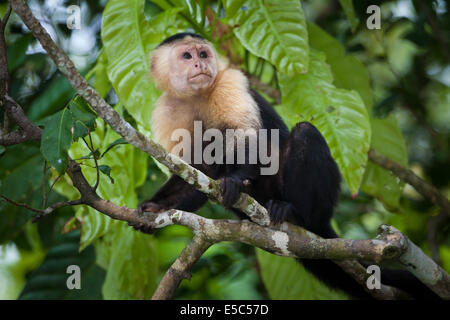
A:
40 109 73 173
6 34 33 72
101 223 158 299
256 249 348 299
151 0 204 31
225 0 309 75
93 50 111 98
19 231 105 300
101 0 180 135
308 22 373 111
69 96 97 140
0 144 43 243
279 51 371 194
361 115 407 208
27 76 75 122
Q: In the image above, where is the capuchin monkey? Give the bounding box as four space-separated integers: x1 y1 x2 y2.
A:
133 32 439 300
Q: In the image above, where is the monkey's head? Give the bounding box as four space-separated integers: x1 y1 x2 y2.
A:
150 33 223 98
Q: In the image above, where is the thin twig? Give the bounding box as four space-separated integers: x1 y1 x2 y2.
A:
368 149 450 216
1 194 83 222
88 130 100 191
32 199 83 222
1 194 43 214
82 131 100 191
48 172 63 194
42 161 48 209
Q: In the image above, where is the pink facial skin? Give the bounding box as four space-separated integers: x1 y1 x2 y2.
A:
168 43 218 94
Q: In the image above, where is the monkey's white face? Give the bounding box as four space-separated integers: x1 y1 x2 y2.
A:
168 43 218 94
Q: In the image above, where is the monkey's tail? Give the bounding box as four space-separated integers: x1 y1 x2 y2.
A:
298 224 441 300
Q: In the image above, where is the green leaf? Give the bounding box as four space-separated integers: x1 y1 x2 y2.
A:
40 109 74 173
19 231 105 300
27 76 75 122
151 0 204 26
101 224 158 299
308 22 373 111
6 34 33 72
256 249 348 299
94 50 111 98
339 0 359 32
361 115 407 208
69 96 97 127
99 165 114 184
75 206 112 252
279 51 371 194
0 144 43 243
225 0 309 75
101 0 163 134
70 96 97 140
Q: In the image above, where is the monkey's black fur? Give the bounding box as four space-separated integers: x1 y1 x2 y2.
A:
158 32 204 47
137 33 440 300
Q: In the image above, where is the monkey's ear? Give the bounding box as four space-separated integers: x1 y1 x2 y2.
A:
217 55 229 71
149 46 171 91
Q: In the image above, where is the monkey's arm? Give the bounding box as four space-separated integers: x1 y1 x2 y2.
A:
219 146 259 208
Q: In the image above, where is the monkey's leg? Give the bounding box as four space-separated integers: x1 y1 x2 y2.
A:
265 122 374 298
271 121 341 234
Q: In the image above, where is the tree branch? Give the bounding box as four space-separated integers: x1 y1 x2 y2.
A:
152 235 213 300
0 95 42 145
368 149 450 216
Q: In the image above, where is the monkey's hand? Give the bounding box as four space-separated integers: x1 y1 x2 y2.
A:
266 200 295 225
219 176 243 208
130 201 165 234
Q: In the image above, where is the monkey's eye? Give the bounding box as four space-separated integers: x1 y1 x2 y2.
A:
199 51 208 59
183 52 192 59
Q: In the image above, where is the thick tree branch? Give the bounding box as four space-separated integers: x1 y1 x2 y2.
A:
382 224 450 299
152 235 213 300
0 95 42 143
59 159 416 299
0 4 12 134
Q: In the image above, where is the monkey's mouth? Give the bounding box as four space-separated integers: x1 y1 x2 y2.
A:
189 73 211 81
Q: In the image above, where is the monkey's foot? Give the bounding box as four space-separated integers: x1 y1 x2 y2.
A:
266 200 295 225
131 201 165 234
219 176 243 208
128 220 155 234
